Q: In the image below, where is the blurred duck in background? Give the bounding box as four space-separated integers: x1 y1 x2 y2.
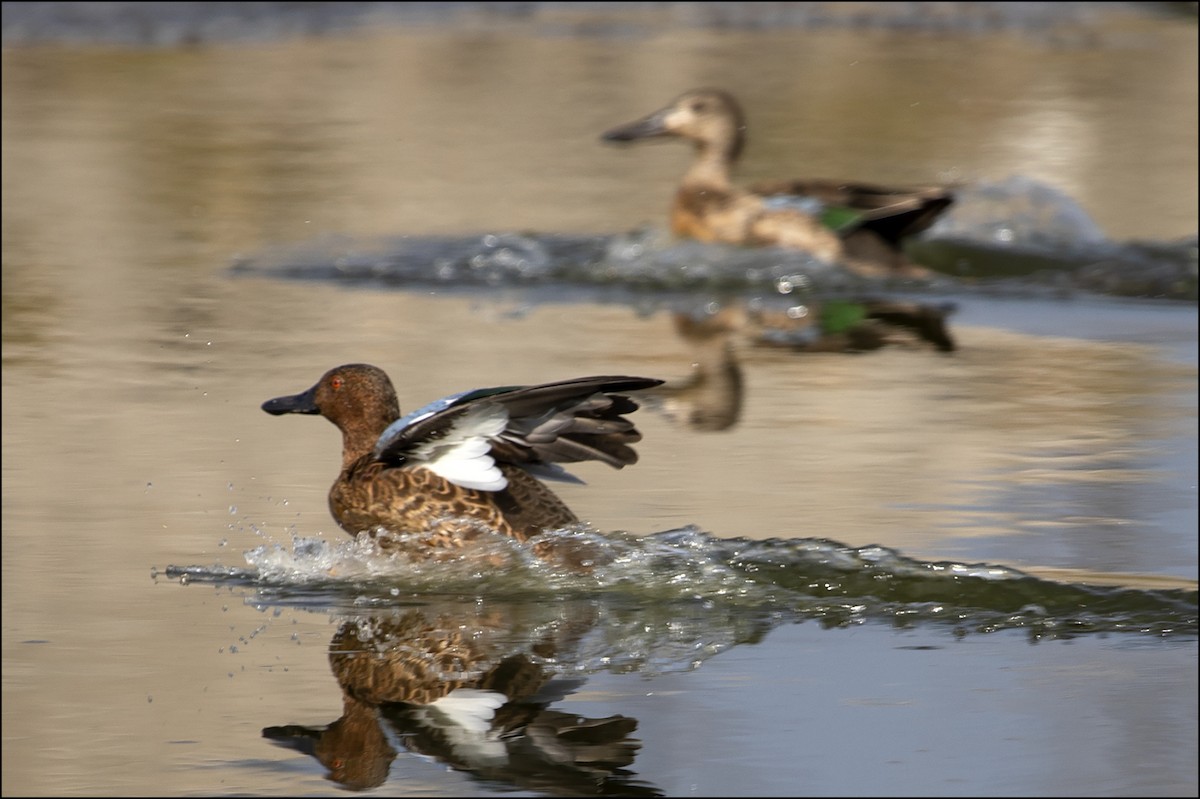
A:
602 88 955 279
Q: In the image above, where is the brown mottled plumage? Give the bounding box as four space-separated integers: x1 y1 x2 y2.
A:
261 364 662 560
601 88 954 278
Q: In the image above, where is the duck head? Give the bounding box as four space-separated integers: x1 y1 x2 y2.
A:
262 364 401 465
601 88 747 163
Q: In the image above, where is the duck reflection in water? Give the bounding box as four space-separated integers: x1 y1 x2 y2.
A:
644 296 955 432
741 296 957 354
643 307 746 433
263 602 661 795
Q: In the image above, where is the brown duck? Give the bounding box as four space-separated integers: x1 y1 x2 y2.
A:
601 88 954 278
262 364 662 559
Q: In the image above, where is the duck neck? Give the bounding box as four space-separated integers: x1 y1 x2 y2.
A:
338 420 387 469
682 141 734 189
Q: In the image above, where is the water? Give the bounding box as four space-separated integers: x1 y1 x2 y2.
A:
2 4 1197 796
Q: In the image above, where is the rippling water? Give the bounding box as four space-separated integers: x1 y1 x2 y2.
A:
164 524 1198 645
154 522 1196 795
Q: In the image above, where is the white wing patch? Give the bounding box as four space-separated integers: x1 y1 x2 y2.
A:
410 403 509 491
414 688 508 766
425 688 507 735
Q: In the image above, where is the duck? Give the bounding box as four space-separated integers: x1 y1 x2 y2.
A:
601 88 954 279
261 364 662 561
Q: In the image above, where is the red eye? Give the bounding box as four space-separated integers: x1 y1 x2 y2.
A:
331 377 344 390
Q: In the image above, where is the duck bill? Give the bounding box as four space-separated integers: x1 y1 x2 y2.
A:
601 108 672 143
262 384 320 415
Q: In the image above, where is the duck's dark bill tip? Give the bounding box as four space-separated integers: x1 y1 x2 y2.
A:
601 128 636 142
262 394 319 415
601 112 670 143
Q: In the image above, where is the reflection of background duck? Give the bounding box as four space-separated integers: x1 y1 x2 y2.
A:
646 297 955 431
644 308 746 432
745 298 958 354
602 88 955 279
263 606 659 795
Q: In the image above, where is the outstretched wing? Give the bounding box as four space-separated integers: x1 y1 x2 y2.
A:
752 178 955 243
372 376 663 492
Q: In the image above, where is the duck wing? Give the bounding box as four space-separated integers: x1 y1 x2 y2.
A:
751 178 954 243
372 376 663 491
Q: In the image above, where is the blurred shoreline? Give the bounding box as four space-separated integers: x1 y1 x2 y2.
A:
3 1 1196 47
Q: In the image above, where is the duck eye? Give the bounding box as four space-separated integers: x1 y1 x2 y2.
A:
330 376 344 390
691 101 707 113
